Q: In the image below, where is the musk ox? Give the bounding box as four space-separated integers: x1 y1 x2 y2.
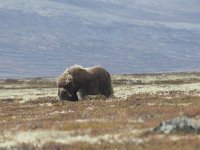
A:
57 65 113 101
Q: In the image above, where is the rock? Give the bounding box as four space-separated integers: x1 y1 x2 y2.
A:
154 116 200 134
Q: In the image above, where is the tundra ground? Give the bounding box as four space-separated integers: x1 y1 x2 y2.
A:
0 72 200 150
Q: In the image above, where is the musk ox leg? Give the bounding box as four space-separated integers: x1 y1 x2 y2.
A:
99 79 113 98
101 82 113 97
73 95 78 101
77 89 85 100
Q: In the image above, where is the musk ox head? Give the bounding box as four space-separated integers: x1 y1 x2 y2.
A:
57 71 78 101
57 65 113 101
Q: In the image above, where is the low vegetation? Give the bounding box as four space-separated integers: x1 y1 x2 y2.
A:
0 73 200 149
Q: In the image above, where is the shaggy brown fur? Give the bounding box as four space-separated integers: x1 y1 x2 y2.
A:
57 65 113 101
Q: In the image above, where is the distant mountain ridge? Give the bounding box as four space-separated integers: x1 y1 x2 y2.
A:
0 0 200 78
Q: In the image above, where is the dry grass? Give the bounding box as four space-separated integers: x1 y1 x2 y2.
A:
1 73 200 149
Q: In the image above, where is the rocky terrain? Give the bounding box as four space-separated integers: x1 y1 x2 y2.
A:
0 72 200 149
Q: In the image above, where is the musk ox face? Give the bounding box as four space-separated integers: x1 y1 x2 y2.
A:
58 87 72 100
57 74 78 101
